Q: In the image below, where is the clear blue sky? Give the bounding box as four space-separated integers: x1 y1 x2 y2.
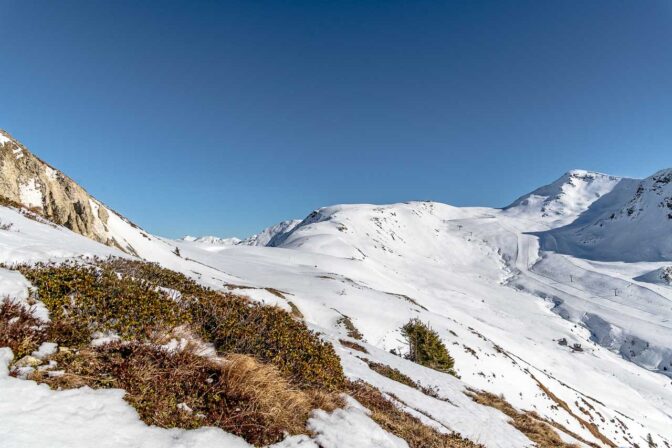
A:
1 1 672 238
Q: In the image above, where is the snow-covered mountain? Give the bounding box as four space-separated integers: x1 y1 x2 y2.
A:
243 219 301 246
539 169 672 261
179 235 242 245
1 131 672 448
503 169 624 228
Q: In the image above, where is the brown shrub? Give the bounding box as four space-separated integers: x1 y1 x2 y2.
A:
34 342 339 445
0 300 46 359
287 301 304 319
348 381 481 448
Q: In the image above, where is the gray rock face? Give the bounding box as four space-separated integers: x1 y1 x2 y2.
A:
0 130 124 251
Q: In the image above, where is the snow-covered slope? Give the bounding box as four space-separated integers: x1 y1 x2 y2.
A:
176 200 672 447
539 169 672 261
636 265 672 285
2 132 672 447
0 202 532 448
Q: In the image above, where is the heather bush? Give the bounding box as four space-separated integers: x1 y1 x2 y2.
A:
193 295 345 390
0 300 47 358
19 262 190 346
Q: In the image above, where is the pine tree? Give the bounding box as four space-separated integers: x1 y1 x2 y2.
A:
401 319 456 376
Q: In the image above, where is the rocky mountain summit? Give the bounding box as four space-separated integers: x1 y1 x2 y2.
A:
0 130 117 246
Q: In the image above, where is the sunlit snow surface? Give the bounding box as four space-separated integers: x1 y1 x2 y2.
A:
1 169 672 447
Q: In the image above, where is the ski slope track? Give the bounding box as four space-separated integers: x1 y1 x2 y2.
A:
1 131 671 447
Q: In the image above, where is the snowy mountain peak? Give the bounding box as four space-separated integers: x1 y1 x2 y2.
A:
178 219 302 249
538 167 672 261
504 169 623 228
241 219 302 246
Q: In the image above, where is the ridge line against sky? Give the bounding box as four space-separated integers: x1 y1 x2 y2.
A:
1 0 671 237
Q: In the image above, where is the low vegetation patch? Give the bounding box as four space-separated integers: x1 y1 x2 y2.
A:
366 360 439 398
466 389 580 448
339 338 368 353
32 342 337 445
402 319 457 376
19 261 190 346
10 258 345 445
349 381 481 448
287 300 304 319
0 300 46 359
0 195 30 211
337 314 364 340
192 295 345 390
531 376 615 448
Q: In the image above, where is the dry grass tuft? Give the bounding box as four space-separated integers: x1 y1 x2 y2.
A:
339 339 368 353
337 315 364 340
348 381 481 448
0 300 46 359
34 342 341 445
467 389 580 448
287 301 304 319
366 360 439 398
530 376 615 448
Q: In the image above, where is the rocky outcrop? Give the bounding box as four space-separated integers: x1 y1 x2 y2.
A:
1 130 122 249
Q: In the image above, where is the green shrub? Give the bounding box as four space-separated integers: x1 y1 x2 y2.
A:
19 261 191 346
402 319 456 376
20 258 345 391
192 295 345 391
99 258 346 390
